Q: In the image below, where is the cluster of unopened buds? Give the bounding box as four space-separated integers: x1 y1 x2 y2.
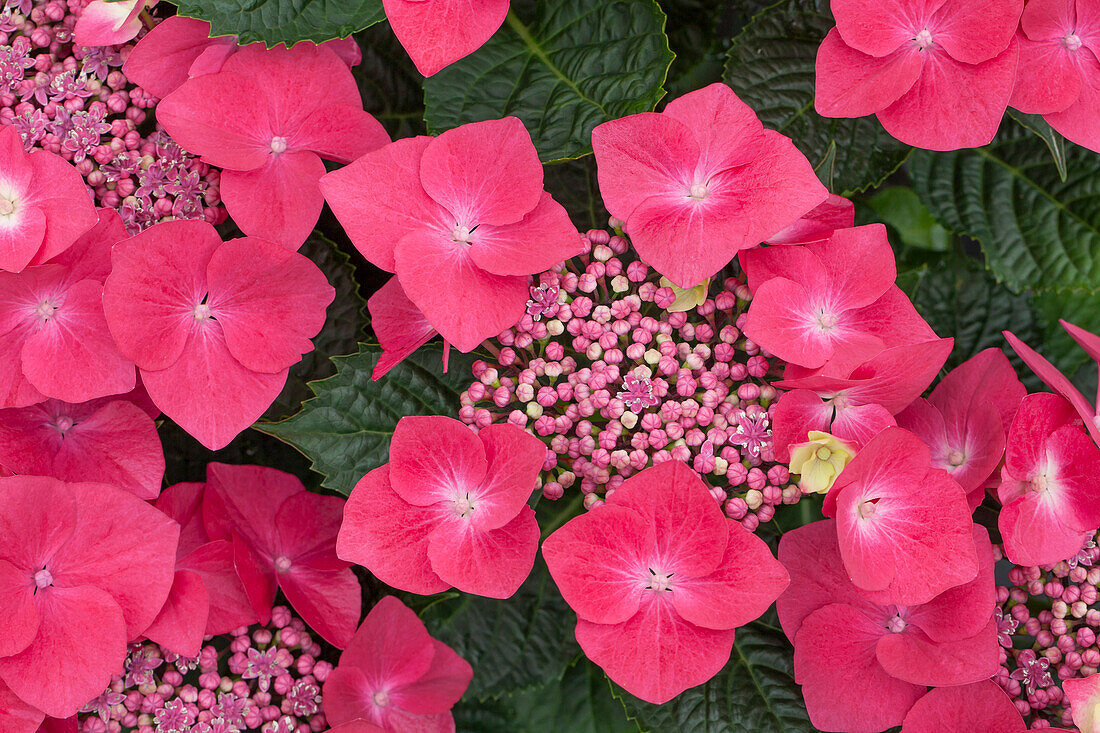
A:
0 0 223 234
996 536 1100 727
460 226 802 531
78 607 332 733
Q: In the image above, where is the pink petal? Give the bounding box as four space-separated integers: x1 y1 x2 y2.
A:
23 150 98 268
203 462 303 551
0 205 46 274
769 388 834 461
660 82 767 174
1080 0 1100 59
382 0 509 77
336 466 450 595
901 680 1028 733
0 677 44 733
141 569 210 658
606 459 729 577
141 319 287 450
1063 672 1100 733
468 423 545 530
323 37 363 68
672 518 788 630
46 208 126 286
102 219 222 372
1002 392 1080 479
743 277 836 368
233 534 277 626
335 594 435 689
1022 0 1077 39
156 71 273 170
390 638 473 715
766 194 855 245
319 136 444 273
1011 33 1083 114
388 415 488 507
0 281 47 407
326 721 387 733
815 30 923 117
0 585 127 719
291 104 389 164
279 562 361 649
220 151 327 251
72 0 143 46
274 490 345 562
367 277 438 380
793 603 924 733
394 228 529 352
154 480 208 554
876 618 1000 686
830 0 945 56
427 506 540 598
542 504 655 625
810 224 898 309
0 558 38 657
877 41 1019 150
120 16 229 99
930 347 1025 434
903 525 997 643
830 402 898 449
1004 330 1100 445
188 42 237 78
22 279 136 402
323 666 376 725
0 476 77 574
575 594 736 705
1045 53 1100 153
206 235 334 372
930 0 1023 64
468 193 582 276
176 540 256 635
1063 318 1100 363
999 486 1094 567
418 117 544 227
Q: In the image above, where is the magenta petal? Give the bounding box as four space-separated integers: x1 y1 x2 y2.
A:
206 236 334 373
142 569 210 658
336 466 450 595
542 505 654 625
141 320 288 451
390 639 474 715
0 677 44 733
766 194 855 245
0 204 46 274
292 104 389 164
274 490 345 562
339 595 435 686
0 476 77 575
931 0 1022 64
0 558 37 657
469 423 545 530
1063 672 1100 733
220 152 327 251
1045 53 1100 154
72 0 143 46
1062 318 1100 363
999 491 1093 567
815 30 923 117
394 228 529 352
419 117 544 227
930 347 1025 435
830 0 944 56
1011 33 1082 114
279 562 361 649
427 506 540 598
23 150 98 268
744 277 835 369
672 519 789 630
389 415 488 507
0 585 127 719
901 681 1028 733
468 193 582 277
382 0 509 77
203 462 302 550
904 525 996 643
233 535 277 626
575 595 735 705
323 666 376 725
876 619 999 686
121 16 227 99
1004 330 1100 445
877 42 1019 150
367 277 438 379
660 83 767 172
46 208 125 284
769 388 834 461
830 402 897 449
176 540 256 635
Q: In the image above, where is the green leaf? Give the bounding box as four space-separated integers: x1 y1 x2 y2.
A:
256 343 474 495
423 2 674 162
1032 286 1100 395
418 559 581 700
352 21 426 139
1007 108 1068 182
909 124 1100 293
543 156 610 232
175 0 384 46
511 660 638 733
723 0 910 195
868 187 948 252
613 621 820 732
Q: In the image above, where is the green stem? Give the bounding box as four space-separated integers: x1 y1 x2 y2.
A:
540 491 585 540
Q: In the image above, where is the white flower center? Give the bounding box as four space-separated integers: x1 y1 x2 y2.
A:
452 224 473 243
35 300 57 321
192 302 212 321
0 196 15 217
648 569 674 592
858 500 878 519
1064 33 1083 51
452 492 475 518
54 415 74 432
270 136 288 155
688 182 709 200
34 569 53 589
947 449 966 467
274 555 292 572
372 691 389 707
887 614 908 633
914 29 934 50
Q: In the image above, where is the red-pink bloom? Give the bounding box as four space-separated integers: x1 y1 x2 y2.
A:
0 476 178 718
0 209 135 407
73 0 153 47
101 220 335 450
997 392 1100 567
327 722 386 733
142 480 257 658
323 595 473 732
1011 0 1100 153
823 426 979 605
592 83 827 289
321 117 581 352
1005 324 1100 446
367 276 445 380
338 416 544 598
201 463 361 649
123 16 361 99
770 339 954 459
0 678 43 733
741 224 940 369
542 460 789 703
0 126 97 274
383 0 508 77
899 681 1037 732
0 394 163 500
1062 672 1100 732
765 193 855 245
778 519 998 733
815 0 1023 150
897 348 1025 508
157 43 388 250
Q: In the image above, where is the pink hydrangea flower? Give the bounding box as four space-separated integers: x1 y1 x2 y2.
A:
0 394 163 499
383 0 508 76
0 209 135 408
321 117 582 353
0 476 179 718
1062 672 1100 732
897 348 1025 508
323 596 473 732
142 481 258 658
1011 0 1100 153
0 678 44 733
73 0 154 47
542 460 789 703
764 193 854 245
998 393 1100 567
0 125 97 273
101 219 335 450
900 681 1044 733
157 43 389 250
366 277 446 380
123 16 361 99
338 416 544 598
822 426 980 605
202 463 361 649
778 519 999 732
591 82 827 289
741 224 938 370
815 0 1023 150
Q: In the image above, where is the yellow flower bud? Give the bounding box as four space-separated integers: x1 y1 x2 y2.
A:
789 431 857 495
659 276 710 313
